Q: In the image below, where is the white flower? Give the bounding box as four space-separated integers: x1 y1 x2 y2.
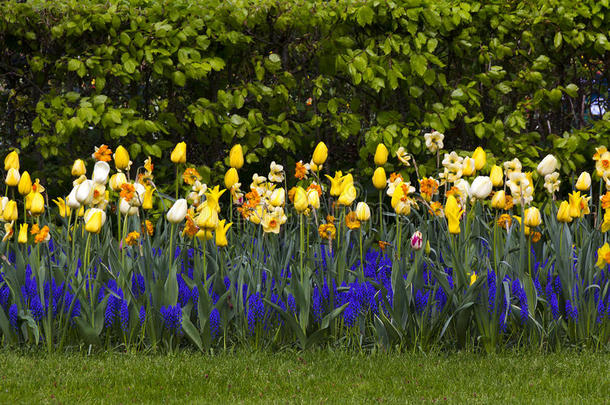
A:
544 172 561 194
537 154 558 176
166 199 188 224
92 161 111 185
470 176 493 199
424 130 444 153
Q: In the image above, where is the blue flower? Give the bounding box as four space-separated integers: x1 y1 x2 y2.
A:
160 304 182 334
487 269 496 313
9 304 18 329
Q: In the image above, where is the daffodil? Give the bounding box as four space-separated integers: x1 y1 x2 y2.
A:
596 243 610 269
424 130 444 153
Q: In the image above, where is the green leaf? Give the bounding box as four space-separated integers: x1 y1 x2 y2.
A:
564 84 579 98
172 71 186 86
554 32 562 49
410 54 427 77
356 6 374 26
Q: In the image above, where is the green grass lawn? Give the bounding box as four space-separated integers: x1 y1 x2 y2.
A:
1 349 608 404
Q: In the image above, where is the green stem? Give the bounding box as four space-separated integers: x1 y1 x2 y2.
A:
300 213 304 285
379 189 383 236
359 227 364 281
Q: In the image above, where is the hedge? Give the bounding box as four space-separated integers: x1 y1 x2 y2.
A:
0 0 609 195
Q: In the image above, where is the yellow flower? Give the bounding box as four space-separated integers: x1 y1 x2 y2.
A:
470 272 477 286
596 243 610 269
262 210 282 234
196 203 219 230
125 231 140 246
204 186 226 213
524 207 541 227
557 201 572 223
472 147 486 170
270 188 286 207
85 210 103 234
575 172 591 191
602 209 610 233
229 144 244 169
490 165 503 187
445 195 462 234
307 188 320 209
462 157 475 176
491 190 506 209
224 168 239 190
497 214 513 229
18 171 32 196
318 223 336 239
345 211 361 230
312 141 328 166
396 146 411 166
355 202 371 221
182 168 201 185
337 184 357 206
2 221 14 242
372 167 387 190
2 200 18 222
215 219 232 246
143 220 154 236
113 145 131 170
325 171 344 197
4 150 19 171
53 197 71 217
18 223 28 244
568 191 582 218
374 143 389 166
170 142 187 164
294 187 308 212
142 186 155 210
5 168 20 187
71 159 86 176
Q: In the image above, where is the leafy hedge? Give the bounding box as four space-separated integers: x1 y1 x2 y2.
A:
1 0 609 195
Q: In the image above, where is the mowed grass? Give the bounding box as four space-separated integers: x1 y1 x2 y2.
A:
1 348 608 404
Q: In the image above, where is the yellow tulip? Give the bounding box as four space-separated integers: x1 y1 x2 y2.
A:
596 243 610 269
18 223 28 244
472 147 486 170
204 186 226 213
4 150 19 171
71 159 86 176
325 171 344 197
337 184 357 206
18 171 32 195
29 192 45 216
5 168 20 187
462 157 475 176
113 145 130 170
196 203 219 230
53 197 71 218
2 200 18 221
445 195 462 234
602 209 610 233
372 167 387 190
229 144 244 169
270 188 286 207
85 210 103 234
109 173 127 191
491 190 506 209
142 186 155 210
294 187 308 212
215 219 232 247
374 143 389 166
524 207 541 227
170 142 187 163
224 168 239 189
490 165 503 187
312 141 328 166
307 189 320 209
568 191 582 218
575 172 591 191
557 201 572 223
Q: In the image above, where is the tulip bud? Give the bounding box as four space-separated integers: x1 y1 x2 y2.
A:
4 150 19 171
307 189 320 209
575 172 591 191
71 159 86 177
109 173 127 191
472 147 486 170
114 145 130 170
312 142 328 166
196 204 218 229
76 180 94 205
490 165 503 187
229 144 244 169
445 195 461 234
374 143 389 166
470 176 493 199
424 240 431 254
2 200 18 221
491 190 506 209
337 184 357 206
5 168 20 187
142 187 154 210
372 167 387 190
224 168 239 190
524 207 542 227
171 142 187 164
17 171 32 196
29 192 45 216
462 157 475 177
18 223 28 244
557 201 572 223
410 231 423 250
355 202 371 221
166 198 188 224
85 209 104 234
294 187 308 212
266 188 283 207
92 161 110 185
537 154 558 176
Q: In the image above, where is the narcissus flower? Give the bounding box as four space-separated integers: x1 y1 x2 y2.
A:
544 172 560 194
71 159 86 177
2 221 14 242
229 144 244 169
18 171 32 196
171 142 187 164
4 150 19 171
445 195 462 234
396 146 411 166
596 243 610 269
355 202 371 221
215 220 232 247
472 147 486 170
166 199 188 224
268 161 284 183
114 145 131 171
374 143 389 166
424 131 444 153
312 142 328 166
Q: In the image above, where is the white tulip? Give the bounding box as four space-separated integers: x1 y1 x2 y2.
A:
537 154 558 176
66 187 81 209
75 180 94 204
92 161 111 184
166 198 188 224
470 176 493 199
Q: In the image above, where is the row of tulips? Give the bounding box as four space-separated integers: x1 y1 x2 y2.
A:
0 136 610 353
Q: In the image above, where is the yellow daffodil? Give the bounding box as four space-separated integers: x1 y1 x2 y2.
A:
596 243 610 269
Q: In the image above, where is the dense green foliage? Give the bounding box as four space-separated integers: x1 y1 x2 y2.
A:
1 349 609 403
1 0 609 196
